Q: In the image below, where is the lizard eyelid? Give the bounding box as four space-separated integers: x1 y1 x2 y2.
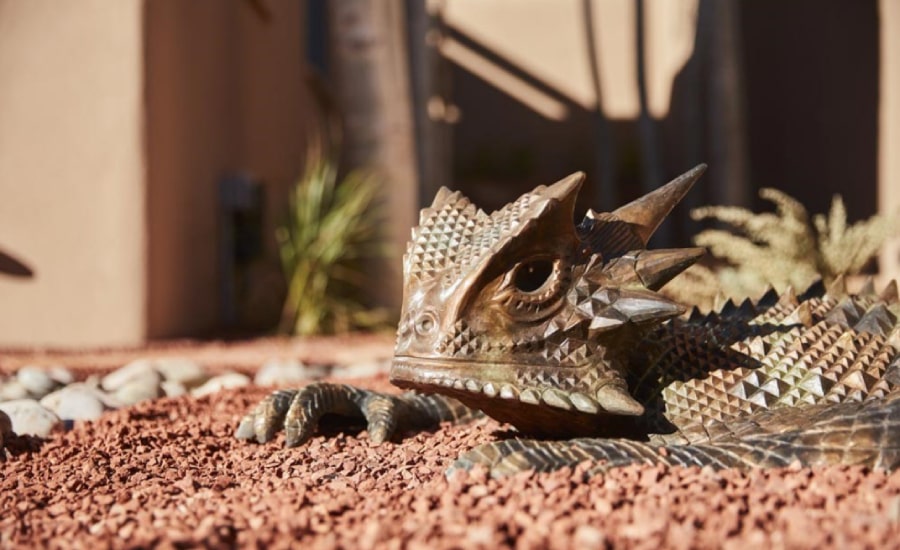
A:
501 257 568 321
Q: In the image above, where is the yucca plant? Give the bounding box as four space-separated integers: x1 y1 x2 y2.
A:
277 146 391 336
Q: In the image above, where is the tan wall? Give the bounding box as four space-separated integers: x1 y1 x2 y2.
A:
443 0 698 120
144 0 312 338
0 0 313 346
0 0 147 346
879 0 900 285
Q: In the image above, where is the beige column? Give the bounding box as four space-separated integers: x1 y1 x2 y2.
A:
0 0 147 346
879 0 900 285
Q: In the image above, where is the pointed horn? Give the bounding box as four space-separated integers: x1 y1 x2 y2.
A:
757 285 779 307
431 186 453 206
826 274 847 299
779 286 798 307
543 171 585 206
633 247 706 290
610 288 685 323
860 276 876 296
799 278 825 301
881 280 899 304
612 164 706 245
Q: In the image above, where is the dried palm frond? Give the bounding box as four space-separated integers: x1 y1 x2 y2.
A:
663 188 900 308
814 195 898 280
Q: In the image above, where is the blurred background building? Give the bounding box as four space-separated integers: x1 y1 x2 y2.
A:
0 0 897 346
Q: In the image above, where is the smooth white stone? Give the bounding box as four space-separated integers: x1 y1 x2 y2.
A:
0 399 60 437
46 365 75 385
40 384 106 421
112 370 163 406
153 357 208 387
161 380 187 398
254 359 321 386
101 358 158 392
0 378 30 402
330 358 391 379
17 366 61 398
191 372 250 397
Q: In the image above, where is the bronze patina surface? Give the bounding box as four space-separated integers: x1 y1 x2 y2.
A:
237 166 900 477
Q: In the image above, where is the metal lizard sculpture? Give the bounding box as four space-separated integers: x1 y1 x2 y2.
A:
237 165 900 478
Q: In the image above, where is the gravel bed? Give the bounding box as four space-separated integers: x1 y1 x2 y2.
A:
2 340 900 548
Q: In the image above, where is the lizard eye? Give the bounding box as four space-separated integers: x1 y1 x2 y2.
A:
501 257 567 321
513 259 554 292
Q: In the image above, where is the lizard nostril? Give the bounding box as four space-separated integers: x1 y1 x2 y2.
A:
415 311 438 336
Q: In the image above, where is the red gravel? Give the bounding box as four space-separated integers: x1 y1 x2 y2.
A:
3 341 900 548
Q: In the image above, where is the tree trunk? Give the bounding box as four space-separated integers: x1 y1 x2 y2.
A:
327 0 419 312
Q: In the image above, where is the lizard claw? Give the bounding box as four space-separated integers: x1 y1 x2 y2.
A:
360 394 400 444
235 383 395 446
235 389 298 443
236 383 479 448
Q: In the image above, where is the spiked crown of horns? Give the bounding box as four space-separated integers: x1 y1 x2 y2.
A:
403 164 707 306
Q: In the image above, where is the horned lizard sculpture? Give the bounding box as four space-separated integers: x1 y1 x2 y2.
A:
237 165 900 477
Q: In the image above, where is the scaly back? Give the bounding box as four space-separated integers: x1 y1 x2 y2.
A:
631 279 900 438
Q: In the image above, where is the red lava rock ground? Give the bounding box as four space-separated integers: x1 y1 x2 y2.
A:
3 336 900 549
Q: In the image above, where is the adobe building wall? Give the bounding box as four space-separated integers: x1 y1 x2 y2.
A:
0 0 313 346
0 0 147 346
144 1 311 338
880 0 900 284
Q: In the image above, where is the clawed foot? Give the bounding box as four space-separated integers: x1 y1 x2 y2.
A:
235 383 477 447
236 385 663 479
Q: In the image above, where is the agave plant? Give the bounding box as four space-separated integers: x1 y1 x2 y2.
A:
277 147 390 336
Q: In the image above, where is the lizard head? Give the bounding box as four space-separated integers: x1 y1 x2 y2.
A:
390 165 707 437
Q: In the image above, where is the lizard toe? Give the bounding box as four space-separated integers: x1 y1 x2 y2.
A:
244 389 298 444
362 394 400 444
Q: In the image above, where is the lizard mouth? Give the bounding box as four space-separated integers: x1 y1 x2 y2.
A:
390 355 607 415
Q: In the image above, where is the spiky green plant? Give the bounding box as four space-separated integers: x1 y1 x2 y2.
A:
663 188 900 307
277 147 390 336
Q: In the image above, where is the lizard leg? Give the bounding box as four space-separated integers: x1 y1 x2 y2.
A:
450 395 900 478
235 383 478 447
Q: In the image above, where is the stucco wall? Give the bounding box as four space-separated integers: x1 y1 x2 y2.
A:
0 0 313 346
879 0 900 284
144 1 311 338
0 0 147 346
